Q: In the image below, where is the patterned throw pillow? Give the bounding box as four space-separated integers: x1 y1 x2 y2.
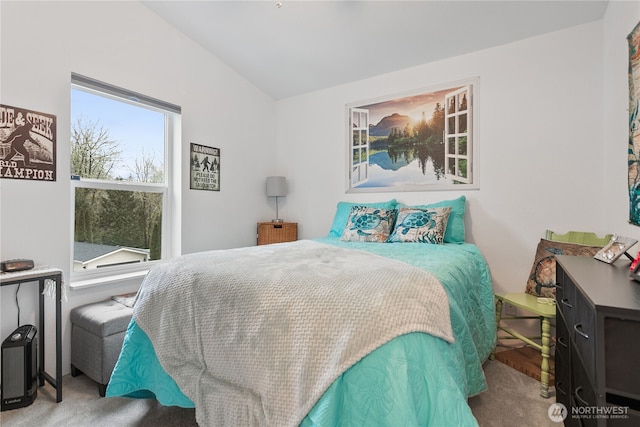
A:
340 206 397 243
398 195 466 243
525 239 604 298
328 199 397 237
388 207 452 244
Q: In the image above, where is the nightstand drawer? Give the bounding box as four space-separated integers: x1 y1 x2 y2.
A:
257 222 297 245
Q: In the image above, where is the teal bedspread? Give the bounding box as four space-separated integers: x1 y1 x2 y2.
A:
107 239 495 426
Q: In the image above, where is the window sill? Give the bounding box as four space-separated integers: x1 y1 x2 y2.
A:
69 269 149 290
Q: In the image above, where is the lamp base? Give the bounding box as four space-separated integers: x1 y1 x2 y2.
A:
271 218 284 223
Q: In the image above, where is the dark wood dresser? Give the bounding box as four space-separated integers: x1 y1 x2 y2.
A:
555 255 640 426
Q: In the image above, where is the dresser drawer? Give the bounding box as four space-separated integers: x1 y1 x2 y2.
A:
572 348 598 427
555 313 572 409
556 264 576 326
572 288 596 384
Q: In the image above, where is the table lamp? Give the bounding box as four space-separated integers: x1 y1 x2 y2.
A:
266 176 287 222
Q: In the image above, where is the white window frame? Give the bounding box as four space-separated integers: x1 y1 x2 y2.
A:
69 73 180 286
444 85 472 184
350 108 370 187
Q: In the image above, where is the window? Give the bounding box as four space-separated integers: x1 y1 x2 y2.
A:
70 73 180 278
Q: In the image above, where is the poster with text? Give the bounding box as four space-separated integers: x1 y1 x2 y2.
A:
190 143 220 191
0 104 56 181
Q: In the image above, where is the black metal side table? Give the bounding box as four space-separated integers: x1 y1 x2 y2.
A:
0 266 63 402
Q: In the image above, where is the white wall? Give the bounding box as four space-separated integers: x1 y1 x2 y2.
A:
2 0 639 382
0 1 276 375
277 13 630 294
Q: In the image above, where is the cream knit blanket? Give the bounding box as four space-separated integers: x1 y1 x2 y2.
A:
134 240 453 427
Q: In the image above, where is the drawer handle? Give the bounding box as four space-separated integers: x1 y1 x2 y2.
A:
574 386 591 407
273 224 283 229
557 336 568 348
574 323 589 340
556 381 567 396
561 299 572 309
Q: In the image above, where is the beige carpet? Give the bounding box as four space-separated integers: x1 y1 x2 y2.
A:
1 359 557 427
469 358 557 427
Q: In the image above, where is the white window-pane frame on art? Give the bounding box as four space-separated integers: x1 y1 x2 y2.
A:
444 85 472 184
350 108 370 187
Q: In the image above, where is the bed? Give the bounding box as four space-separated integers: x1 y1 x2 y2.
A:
106 198 496 426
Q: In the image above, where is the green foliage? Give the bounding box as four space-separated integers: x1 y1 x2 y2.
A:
382 103 447 179
387 103 445 149
150 219 162 260
72 118 163 262
100 189 140 246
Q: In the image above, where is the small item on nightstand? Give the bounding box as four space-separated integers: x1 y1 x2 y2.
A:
1 259 34 273
630 252 640 282
631 251 640 271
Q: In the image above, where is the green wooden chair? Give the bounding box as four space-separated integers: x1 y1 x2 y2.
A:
493 230 612 398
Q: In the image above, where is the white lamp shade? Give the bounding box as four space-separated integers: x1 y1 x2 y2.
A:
266 176 287 197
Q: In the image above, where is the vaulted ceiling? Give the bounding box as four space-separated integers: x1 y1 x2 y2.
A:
143 1 609 99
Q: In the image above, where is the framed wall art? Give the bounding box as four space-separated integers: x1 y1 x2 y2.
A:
0 104 56 181
190 143 220 191
346 77 479 193
628 21 640 225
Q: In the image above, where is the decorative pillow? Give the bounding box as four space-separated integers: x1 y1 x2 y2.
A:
328 199 397 237
340 206 397 242
525 239 604 298
387 207 452 244
398 195 466 243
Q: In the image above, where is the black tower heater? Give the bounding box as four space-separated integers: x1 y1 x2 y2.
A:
1 325 37 411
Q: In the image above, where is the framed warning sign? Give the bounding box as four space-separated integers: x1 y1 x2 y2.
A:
190 143 220 191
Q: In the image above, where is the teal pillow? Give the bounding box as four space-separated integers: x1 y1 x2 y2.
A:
328 199 397 237
398 196 466 243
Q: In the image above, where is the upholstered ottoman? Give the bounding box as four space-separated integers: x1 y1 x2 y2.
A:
70 298 134 396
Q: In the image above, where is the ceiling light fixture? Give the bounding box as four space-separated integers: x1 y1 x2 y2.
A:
275 1 282 9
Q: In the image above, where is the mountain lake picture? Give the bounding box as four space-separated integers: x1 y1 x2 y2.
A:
348 79 477 192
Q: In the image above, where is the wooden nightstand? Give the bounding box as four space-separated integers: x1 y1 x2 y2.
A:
257 222 297 245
